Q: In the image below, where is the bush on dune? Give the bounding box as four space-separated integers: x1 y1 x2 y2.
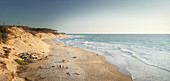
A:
0 25 64 43
0 25 11 43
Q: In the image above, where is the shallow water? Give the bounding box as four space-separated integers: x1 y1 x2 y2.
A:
54 34 170 81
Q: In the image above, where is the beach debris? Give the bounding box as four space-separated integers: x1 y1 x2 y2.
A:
74 73 80 75
45 56 48 60
72 56 77 58
59 64 62 68
56 64 69 69
66 72 71 76
17 52 43 63
66 65 69 69
52 65 55 68
63 60 69 63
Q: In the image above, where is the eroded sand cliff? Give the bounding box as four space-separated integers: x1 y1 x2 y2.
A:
0 26 66 81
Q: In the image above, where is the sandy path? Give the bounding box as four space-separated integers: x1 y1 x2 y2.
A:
19 38 132 81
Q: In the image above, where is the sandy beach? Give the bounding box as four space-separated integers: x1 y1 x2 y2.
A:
18 38 132 81
1 0 170 81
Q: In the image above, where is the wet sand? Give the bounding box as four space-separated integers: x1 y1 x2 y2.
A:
18 38 132 81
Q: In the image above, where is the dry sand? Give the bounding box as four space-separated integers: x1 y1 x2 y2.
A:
0 26 67 81
18 38 132 81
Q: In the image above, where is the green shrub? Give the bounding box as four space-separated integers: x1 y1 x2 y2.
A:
14 59 29 65
0 25 11 43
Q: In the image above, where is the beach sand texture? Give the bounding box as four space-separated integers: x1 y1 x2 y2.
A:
19 38 132 81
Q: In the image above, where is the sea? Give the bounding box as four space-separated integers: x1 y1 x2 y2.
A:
54 34 170 81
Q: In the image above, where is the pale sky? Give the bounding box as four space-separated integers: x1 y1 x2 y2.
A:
0 0 170 34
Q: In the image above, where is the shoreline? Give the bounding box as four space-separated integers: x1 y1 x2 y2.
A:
69 45 132 76
18 37 132 81
55 35 132 76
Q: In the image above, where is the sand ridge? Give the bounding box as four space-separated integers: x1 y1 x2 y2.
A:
0 26 67 81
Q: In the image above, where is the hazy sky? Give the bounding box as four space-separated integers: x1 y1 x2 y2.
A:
0 0 170 34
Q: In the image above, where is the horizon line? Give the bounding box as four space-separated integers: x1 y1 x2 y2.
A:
66 32 170 34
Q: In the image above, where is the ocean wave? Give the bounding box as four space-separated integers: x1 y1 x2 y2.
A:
119 47 170 72
82 41 89 45
74 35 85 38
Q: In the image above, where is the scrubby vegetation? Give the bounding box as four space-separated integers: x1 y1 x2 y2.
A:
0 25 12 43
0 25 64 43
29 28 58 36
30 28 57 33
16 25 59 35
16 66 27 74
14 59 29 65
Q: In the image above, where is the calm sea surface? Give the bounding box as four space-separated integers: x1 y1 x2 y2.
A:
54 34 170 81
